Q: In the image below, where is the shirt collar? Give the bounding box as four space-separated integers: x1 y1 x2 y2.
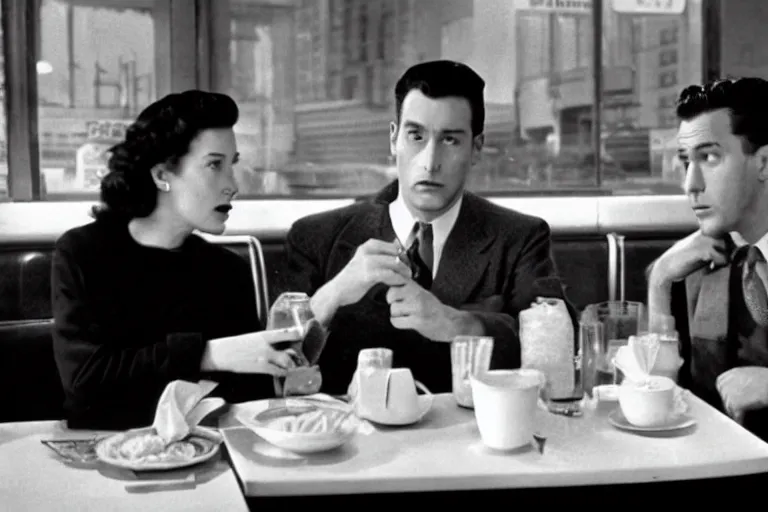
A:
389 191 463 249
730 231 768 259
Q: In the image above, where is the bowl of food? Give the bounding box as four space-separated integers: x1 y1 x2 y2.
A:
236 400 359 454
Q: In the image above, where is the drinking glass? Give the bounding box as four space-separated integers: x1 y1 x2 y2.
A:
268 292 315 333
268 292 318 397
577 320 604 398
581 301 646 387
451 336 494 408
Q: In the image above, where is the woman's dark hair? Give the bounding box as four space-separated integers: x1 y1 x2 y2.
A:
92 90 239 221
676 77 768 155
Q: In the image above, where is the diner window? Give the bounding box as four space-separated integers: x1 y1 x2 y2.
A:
601 1 701 192
216 0 702 198
36 0 161 199
8 0 766 202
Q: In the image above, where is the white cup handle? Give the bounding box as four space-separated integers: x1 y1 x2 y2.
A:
414 380 433 397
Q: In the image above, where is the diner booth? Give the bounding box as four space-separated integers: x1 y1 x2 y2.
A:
3 196 768 508
2 0 768 509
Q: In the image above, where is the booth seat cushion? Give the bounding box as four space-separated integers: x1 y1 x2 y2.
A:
0 320 64 422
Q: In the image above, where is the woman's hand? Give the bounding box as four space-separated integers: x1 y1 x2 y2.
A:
201 327 304 376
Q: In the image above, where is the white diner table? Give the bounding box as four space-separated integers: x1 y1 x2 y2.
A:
220 391 768 498
0 420 249 512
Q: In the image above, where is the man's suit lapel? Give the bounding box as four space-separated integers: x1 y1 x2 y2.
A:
431 194 496 307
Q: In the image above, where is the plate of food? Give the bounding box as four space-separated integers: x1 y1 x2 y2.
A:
95 426 222 471
236 398 359 454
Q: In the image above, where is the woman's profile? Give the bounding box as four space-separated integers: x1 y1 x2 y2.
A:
52 90 301 429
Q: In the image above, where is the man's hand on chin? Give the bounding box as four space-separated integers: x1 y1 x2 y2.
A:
386 281 484 341
716 366 768 424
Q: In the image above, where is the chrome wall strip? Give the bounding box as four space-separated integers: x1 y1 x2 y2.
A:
0 194 699 243
596 195 697 234
606 232 618 302
617 232 626 303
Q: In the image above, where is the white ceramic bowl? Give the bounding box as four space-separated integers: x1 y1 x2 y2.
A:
236 401 359 454
618 375 676 427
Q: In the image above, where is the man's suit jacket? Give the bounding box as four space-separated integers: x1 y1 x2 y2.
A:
668 260 768 440
278 181 576 394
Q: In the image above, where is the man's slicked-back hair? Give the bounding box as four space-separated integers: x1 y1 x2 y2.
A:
676 77 768 155
394 60 485 136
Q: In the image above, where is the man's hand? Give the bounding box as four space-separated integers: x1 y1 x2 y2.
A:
311 239 411 325
651 230 730 286
386 281 484 341
648 230 730 317
716 366 768 424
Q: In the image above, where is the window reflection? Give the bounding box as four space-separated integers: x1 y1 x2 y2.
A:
25 0 705 199
225 0 702 198
37 0 155 198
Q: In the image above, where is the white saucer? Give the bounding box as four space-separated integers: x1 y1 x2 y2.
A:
361 395 434 426
608 409 696 433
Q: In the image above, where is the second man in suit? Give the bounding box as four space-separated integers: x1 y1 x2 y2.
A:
647 77 768 439
279 60 575 394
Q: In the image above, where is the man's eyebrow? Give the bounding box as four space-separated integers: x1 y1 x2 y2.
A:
402 120 468 135
402 120 424 130
677 142 721 154
442 128 468 136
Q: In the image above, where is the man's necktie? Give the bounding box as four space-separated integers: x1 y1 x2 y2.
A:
406 222 433 289
739 245 768 327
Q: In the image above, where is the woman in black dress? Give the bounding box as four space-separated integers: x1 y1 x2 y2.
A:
52 90 300 429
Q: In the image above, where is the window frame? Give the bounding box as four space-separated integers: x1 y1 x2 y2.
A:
2 0 198 201
0 0 721 213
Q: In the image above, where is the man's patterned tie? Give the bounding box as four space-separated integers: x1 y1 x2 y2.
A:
742 245 768 327
406 222 433 290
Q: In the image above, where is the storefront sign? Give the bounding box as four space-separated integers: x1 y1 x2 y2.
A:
514 0 592 14
612 0 685 14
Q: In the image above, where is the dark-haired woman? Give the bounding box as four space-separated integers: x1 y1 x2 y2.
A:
52 90 299 429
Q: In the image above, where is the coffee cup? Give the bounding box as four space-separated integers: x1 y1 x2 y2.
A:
470 369 545 451
348 348 394 401
618 375 676 427
355 367 432 425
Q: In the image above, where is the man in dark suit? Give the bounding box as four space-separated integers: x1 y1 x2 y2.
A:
647 77 768 440
279 60 574 394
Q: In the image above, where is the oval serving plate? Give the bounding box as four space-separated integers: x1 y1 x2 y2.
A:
95 426 221 471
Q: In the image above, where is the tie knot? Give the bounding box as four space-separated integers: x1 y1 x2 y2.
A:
748 245 765 264
410 222 432 244
733 244 764 266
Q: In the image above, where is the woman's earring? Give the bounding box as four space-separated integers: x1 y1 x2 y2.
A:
159 182 170 192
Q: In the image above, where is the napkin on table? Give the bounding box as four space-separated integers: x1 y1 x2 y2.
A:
152 379 220 443
613 334 661 382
